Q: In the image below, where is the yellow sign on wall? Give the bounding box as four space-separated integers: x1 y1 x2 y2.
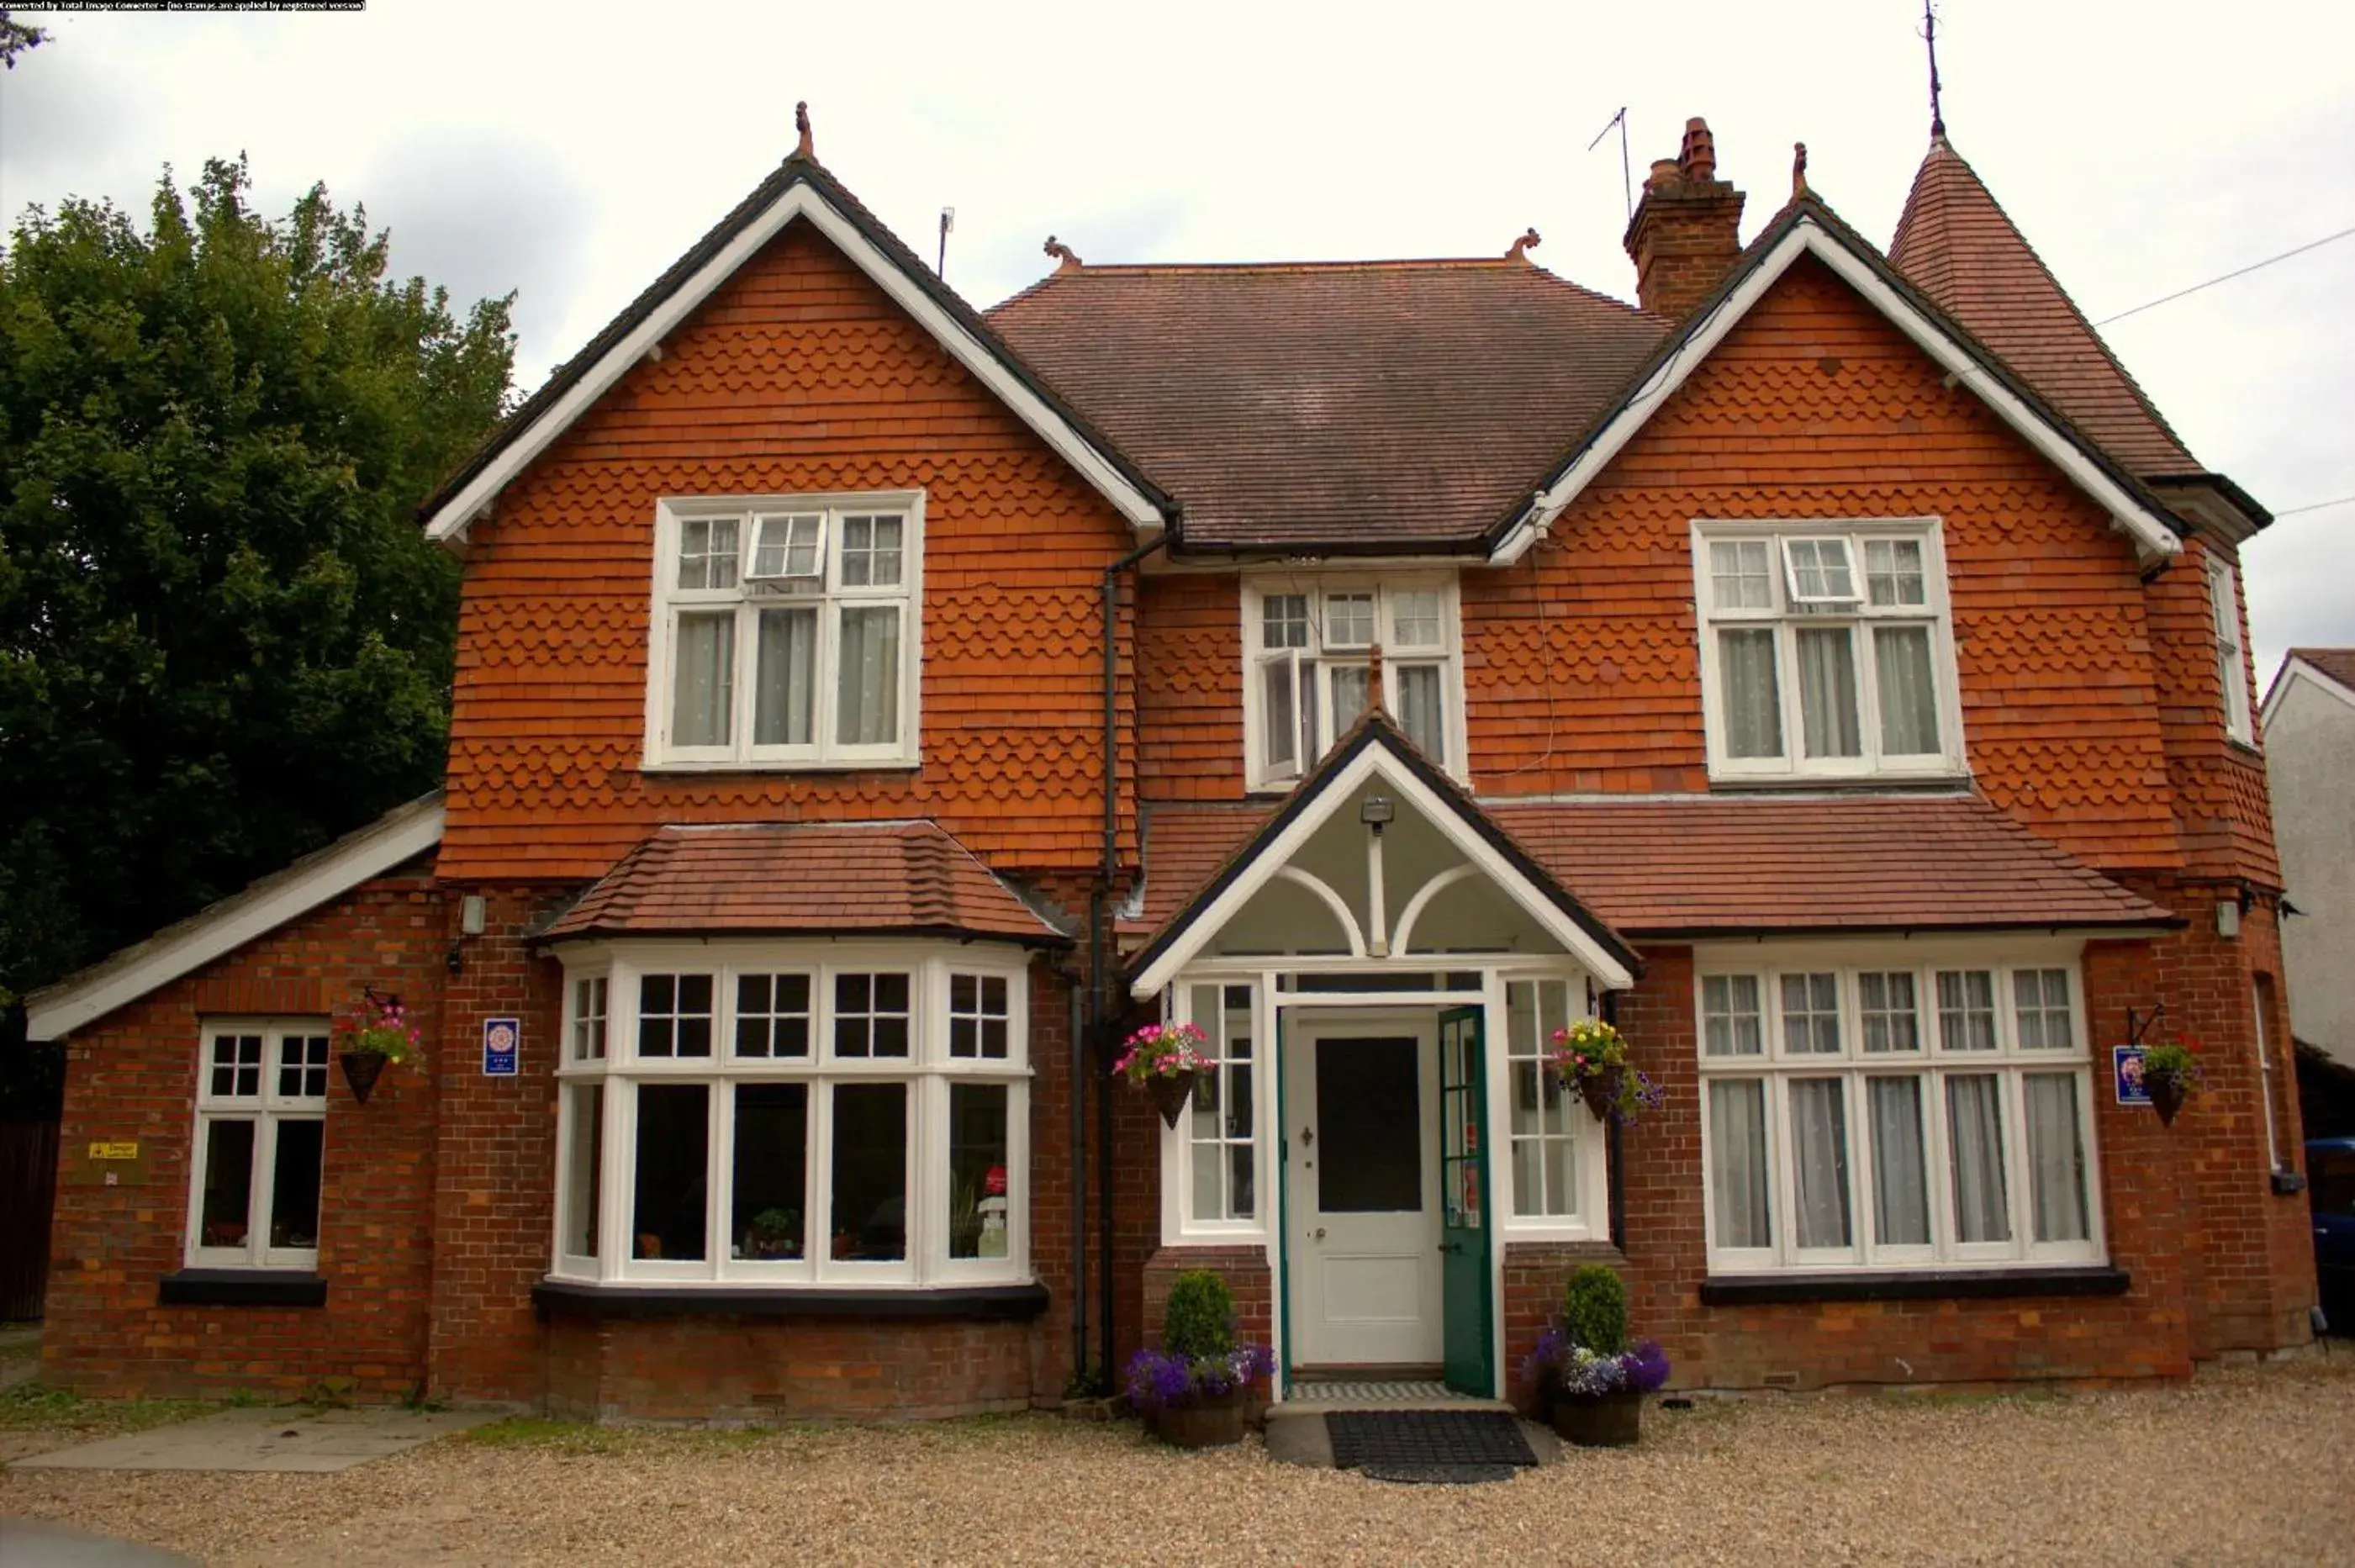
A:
87 1141 140 1161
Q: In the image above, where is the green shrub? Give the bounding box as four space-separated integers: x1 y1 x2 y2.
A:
1561 1264 1628 1354
1162 1269 1236 1359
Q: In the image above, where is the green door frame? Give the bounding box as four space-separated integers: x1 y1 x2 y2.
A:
1438 1005 1493 1396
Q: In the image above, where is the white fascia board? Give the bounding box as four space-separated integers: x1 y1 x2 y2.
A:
1488 219 2183 568
2263 657 2355 731
422 182 1165 545
23 798 446 1041
1127 742 1635 997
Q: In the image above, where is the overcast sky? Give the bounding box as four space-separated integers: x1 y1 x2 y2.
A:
3 0 2347 679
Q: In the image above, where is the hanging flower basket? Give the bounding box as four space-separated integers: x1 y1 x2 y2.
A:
1576 1063 1626 1122
1114 1022 1213 1129
1549 1019 1664 1126
339 1050 390 1105
2139 1042 2202 1128
335 990 424 1106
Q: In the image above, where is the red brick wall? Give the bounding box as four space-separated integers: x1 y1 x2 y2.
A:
2145 535 2281 887
42 868 445 1402
1140 1245 1272 1354
437 219 1141 885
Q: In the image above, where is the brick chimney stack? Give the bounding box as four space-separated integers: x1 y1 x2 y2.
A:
1623 118 1747 319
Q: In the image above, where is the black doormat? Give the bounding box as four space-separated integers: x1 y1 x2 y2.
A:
1326 1410 1537 1485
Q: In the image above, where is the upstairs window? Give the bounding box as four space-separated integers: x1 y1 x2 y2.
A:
1244 577 1464 790
647 494 922 768
2208 557 2253 745
1692 520 1965 782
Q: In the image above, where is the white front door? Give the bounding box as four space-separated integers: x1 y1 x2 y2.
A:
1286 1019 1443 1370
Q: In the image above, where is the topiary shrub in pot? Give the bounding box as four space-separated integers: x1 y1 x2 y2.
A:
1523 1263 1671 1447
1127 1268 1272 1449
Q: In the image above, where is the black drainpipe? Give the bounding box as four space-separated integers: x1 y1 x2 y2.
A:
1066 974 1087 1386
1092 531 1166 1389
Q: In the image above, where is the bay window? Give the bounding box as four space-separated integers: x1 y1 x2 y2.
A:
1244 577 1464 789
553 942 1029 1286
188 1020 330 1270
646 493 922 768
1696 953 2103 1273
1691 520 1965 781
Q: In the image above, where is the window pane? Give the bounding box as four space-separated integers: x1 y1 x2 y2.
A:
1317 1037 1422 1212
1708 1080 1772 1249
949 973 1010 1060
1946 1074 2011 1243
267 1120 324 1251
835 605 901 746
1392 589 1443 648
1261 594 1309 649
1717 628 1784 758
840 515 904 588
277 1033 330 1100
573 976 608 1061
1796 627 1862 758
1710 539 1775 609
731 1083 808 1261
1868 1077 1931 1246
1873 625 1942 755
636 973 714 1058
833 973 910 1058
1788 1078 1853 1249
1936 971 1998 1052
831 1084 907 1262
671 611 736 747
198 1119 256 1249
2025 1074 2089 1243
750 513 822 579
753 607 817 746
562 1084 603 1258
1864 538 1927 605
1397 664 1445 763
1786 537 1856 600
1703 974 1765 1056
678 517 740 589
735 973 811 1059
212 1033 263 1099
1260 657 1298 773
1324 593 1376 647
1780 973 1841 1053
948 1083 1011 1260
2014 969 2073 1052
1328 663 1371 729
632 1084 709 1261
1860 972 1919 1053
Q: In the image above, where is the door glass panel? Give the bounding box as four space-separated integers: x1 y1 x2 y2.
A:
1316 1037 1421 1212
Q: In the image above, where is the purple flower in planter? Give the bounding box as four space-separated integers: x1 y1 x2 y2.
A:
1622 1338 1671 1394
1123 1344 1272 1412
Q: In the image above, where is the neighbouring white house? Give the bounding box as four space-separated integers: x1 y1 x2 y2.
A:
2264 649 2355 1065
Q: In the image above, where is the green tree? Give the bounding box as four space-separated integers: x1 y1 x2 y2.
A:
0 156 515 1011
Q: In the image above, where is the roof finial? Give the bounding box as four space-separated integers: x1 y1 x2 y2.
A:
1922 0 1946 140
794 101 814 161
1792 142 1811 199
1506 227 1542 262
1043 235 1082 273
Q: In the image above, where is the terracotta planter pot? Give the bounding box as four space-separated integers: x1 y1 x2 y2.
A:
2146 1069 2189 1127
1576 1064 1624 1122
1153 1390 1246 1449
339 1051 388 1105
1552 1390 1642 1447
1146 1069 1199 1128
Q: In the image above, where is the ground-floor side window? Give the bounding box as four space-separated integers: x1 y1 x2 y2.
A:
188 1019 331 1270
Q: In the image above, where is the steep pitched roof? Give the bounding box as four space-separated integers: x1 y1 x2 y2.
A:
1890 135 2200 478
987 260 1666 553
1130 792 2175 943
537 821 1065 946
417 153 1172 544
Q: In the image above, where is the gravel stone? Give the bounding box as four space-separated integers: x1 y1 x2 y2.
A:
4 1356 2351 1566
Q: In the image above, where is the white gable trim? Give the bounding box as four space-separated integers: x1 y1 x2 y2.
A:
1127 742 1636 997
2263 655 2355 731
422 181 1166 546
23 795 445 1042
1488 218 2183 568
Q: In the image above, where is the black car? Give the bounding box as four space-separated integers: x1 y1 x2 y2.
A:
2309 1138 2355 1333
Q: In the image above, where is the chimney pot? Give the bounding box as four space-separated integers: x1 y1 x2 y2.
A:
1679 117 1717 182
1624 117 1745 319
1646 158 1682 193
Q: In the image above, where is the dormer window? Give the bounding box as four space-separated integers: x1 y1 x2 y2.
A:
646 494 922 769
1243 577 1464 791
1692 520 1965 782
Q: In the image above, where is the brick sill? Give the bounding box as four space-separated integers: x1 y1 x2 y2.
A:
531 1280 1049 1323
158 1270 328 1308
1700 1265 2130 1307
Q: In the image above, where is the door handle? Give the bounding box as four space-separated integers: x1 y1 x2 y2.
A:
1313 1227 1327 1242
1300 1127 1314 1147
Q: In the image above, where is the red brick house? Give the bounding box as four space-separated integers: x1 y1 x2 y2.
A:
24 114 2315 1417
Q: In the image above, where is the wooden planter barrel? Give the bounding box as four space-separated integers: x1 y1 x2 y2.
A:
1552 1390 1642 1447
1152 1390 1247 1449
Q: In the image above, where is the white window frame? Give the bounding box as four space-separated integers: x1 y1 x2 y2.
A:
2209 555 2254 746
1175 983 1260 1228
551 940 1031 1289
1240 575 1466 792
187 1017 332 1270
1691 518 1967 783
1693 942 2105 1275
643 492 925 771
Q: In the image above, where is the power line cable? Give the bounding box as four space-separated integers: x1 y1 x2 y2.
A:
2271 494 2354 520
2094 224 2355 326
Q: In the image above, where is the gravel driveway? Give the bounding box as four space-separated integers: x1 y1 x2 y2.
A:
5 1356 2351 1566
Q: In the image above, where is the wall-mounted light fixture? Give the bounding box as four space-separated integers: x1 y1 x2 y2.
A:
447 895 490 974
1359 795 1396 835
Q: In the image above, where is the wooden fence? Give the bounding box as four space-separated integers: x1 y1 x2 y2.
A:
0 1119 59 1321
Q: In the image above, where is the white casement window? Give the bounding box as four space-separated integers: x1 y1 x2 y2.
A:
1181 985 1258 1224
1503 979 1585 1218
1696 954 2104 1274
2209 556 2253 745
1242 577 1465 790
1691 520 1966 782
552 942 1029 1287
187 1020 331 1270
645 493 923 769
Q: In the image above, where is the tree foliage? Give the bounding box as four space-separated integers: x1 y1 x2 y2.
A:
0 8 45 70
0 157 515 1011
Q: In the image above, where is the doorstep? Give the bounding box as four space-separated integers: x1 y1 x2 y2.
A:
1265 1401 1560 1470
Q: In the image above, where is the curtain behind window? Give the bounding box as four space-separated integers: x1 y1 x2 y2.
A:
1788 1079 1852 1249
672 613 735 747
1869 1077 1931 1246
2025 1074 2088 1243
1796 627 1861 757
1718 628 1782 758
837 606 900 745
1708 1080 1772 1249
754 608 816 746
1947 1074 2010 1243
1873 626 1941 754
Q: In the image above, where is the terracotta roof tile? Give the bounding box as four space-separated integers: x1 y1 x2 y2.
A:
541 821 1065 943
2290 648 2355 691
1890 137 2199 478
1127 793 2173 945
987 261 1666 551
